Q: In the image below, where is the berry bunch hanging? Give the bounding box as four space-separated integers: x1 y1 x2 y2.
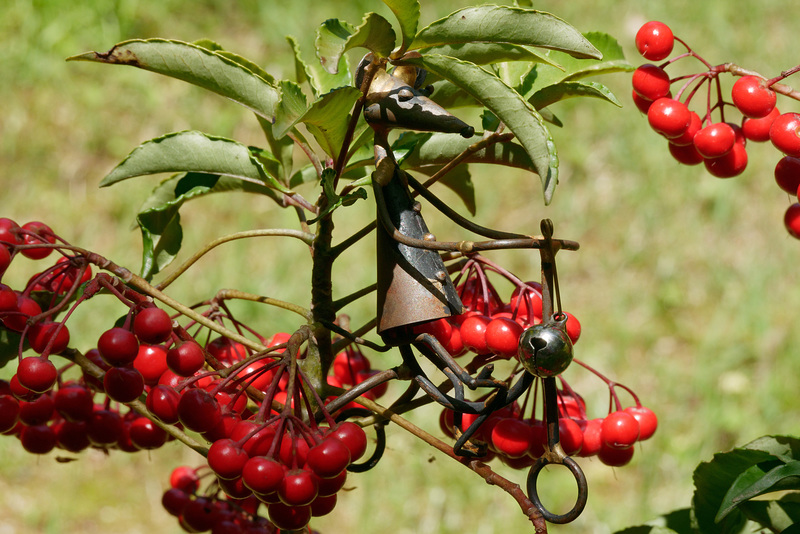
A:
631 21 800 239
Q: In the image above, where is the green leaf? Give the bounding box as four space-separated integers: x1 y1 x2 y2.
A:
274 80 309 139
275 86 361 160
411 6 600 59
287 35 351 97
743 435 800 464
256 115 294 183
307 168 368 224
68 39 278 120
529 80 622 110
316 14 395 75
136 172 280 279
418 43 555 67
398 132 537 173
717 461 800 522
739 495 800 533
429 81 479 108
614 508 694 534
100 131 289 193
520 32 632 97
402 54 558 203
382 0 420 54
693 447 778 534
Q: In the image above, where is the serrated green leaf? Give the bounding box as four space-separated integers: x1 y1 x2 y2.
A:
418 43 555 67
530 80 622 110
520 32 632 97
287 35 351 97
717 462 800 522
68 39 278 119
100 131 289 193
402 54 558 203
277 86 361 160
382 0 420 54
274 80 309 138
136 172 280 279
307 168 367 224
411 6 600 59
398 131 536 173
317 14 395 75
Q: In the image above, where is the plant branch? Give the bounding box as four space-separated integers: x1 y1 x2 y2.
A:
155 229 315 291
214 289 312 321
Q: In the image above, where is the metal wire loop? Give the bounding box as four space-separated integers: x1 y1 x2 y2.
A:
526 455 588 524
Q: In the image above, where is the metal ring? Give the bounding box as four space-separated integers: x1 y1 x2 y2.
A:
526 456 588 524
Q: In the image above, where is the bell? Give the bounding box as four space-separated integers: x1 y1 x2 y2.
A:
517 315 574 377
376 167 464 343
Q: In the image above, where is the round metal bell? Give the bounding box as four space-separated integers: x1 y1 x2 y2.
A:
517 315 574 378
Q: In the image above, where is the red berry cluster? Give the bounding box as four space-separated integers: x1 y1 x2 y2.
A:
0 218 385 532
441 385 656 469
632 22 800 238
412 258 580 364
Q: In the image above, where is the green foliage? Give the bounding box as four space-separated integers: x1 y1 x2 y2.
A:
619 436 800 534
73 2 628 277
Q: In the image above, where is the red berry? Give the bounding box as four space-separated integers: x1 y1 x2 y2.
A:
167 341 206 377
563 311 581 344
170 465 200 492
278 469 318 507
54 384 94 422
133 307 173 344
601 410 640 449
16 356 57 393
578 418 604 457
20 424 57 454
20 222 56 260
311 493 338 517
731 76 777 118
27 321 70 355
742 107 780 142
103 366 145 403
704 143 748 178
635 21 674 61
770 112 800 157
268 501 311 531
558 417 584 456
648 98 692 139
693 122 736 158
490 417 533 458
242 456 285 494
632 64 671 101
0 394 21 433
0 218 23 250
598 443 635 467
485 317 523 358
624 405 658 441
668 142 704 165
87 408 124 447
775 156 800 194
162 488 191 517
208 438 250 480
329 421 368 462
670 111 702 146
460 314 491 354
207 336 248 365
784 203 800 239
133 344 169 386
631 90 654 114
128 416 167 450
98 327 139 367
145 384 181 424
332 348 370 384
18 393 55 425
0 246 10 278
177 388 222 433
3 294 42 332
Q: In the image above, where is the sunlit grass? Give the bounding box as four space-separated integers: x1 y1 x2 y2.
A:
1 0 799 533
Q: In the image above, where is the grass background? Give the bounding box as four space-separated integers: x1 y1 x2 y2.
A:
1 0 799 533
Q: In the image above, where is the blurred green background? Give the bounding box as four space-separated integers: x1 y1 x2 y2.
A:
1 0 799 532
